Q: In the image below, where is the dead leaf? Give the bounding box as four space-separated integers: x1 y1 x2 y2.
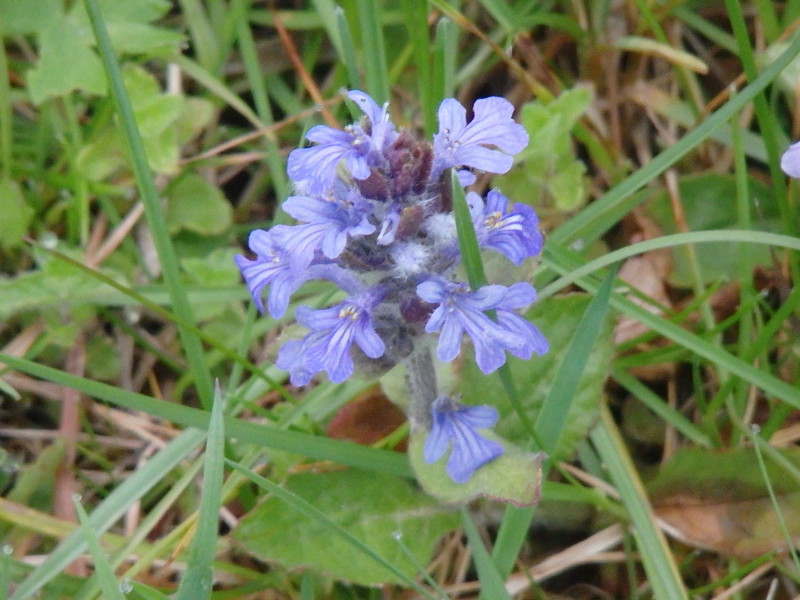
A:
649 447 800 558
327 387 407 450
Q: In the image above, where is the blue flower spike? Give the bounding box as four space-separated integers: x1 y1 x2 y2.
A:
424 396 504 484
236 90 548 488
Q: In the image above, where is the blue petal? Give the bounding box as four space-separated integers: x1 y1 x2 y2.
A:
423 397 503 484
781 141 800 178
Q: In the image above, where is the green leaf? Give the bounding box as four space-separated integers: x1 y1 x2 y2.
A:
25 0 182 105
233 469 458 586
75 127 128 181
70 0 183 55
0 0 60 35
409 431 544 506
460 294 613 461
0 179 34 250
85 335 121 381
27 17 107 105
77 65 210 178
0 253 127 321
495 88 591 212
181 248 241 288
166 173 233 235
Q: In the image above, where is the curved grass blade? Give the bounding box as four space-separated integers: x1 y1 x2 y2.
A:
539 229 800 299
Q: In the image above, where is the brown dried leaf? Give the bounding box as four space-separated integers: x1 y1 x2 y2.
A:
649 447 800 558
326 387 407 450
614 211 674 381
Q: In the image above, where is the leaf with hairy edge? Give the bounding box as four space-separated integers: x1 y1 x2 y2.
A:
409 431 544 506
233 469 458 586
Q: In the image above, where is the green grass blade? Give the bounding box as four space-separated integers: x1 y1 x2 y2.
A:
172 54 265 128
130 582 172 600
539 229 800 299
749 426 800 571
461 508 512 600
177 0 221 73
590 405 687 600
73 497 126 600
226 460 436 599
544 242 800 408
432 16 457 102
490 267 617 582
0 545 10 600
335 6 362 90
356 0 389 103
11 429 205 600
612 366 713 447
477 0 518 33
83 0 214 408
176 383 226 600
451 170 488 289
233 0 289 202
534 266 616 453
0 353 411 478
550 31 800 247
401 0 434 134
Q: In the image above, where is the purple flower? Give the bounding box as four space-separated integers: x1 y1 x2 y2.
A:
781 140 800 178
282 183 376 266
276 292 386 384
286 90 397 193
274 334 321 387
416 278 536 374
469 190 543 266
496 283 549 359
424 396 503 483
234 226 306 318
431 96 528 180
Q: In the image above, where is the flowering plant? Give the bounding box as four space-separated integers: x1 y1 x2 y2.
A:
236 90 547 490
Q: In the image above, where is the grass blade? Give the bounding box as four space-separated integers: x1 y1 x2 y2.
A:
590 405 688 600
176 382 226 600
462 508 511 600
356 0 389 103
11 429 205 600
73 497 126 600
490 267 617 583
83 0 214 408
0 352 411 478
451 169 488 289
